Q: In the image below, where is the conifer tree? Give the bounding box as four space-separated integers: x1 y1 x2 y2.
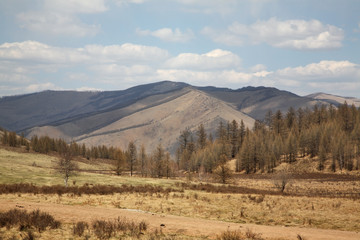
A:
197 123 207 150
127 141 137 176
139 144 147 177
114 148 125 176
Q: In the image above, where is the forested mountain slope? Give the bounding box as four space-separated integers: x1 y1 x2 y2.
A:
1 81 355 153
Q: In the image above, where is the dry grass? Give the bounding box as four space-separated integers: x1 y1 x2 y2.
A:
1 146 360 238
2 186 359 232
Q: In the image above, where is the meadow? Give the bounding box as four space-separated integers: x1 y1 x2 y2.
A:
0 147 360 240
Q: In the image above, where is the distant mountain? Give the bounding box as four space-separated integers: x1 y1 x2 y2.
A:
198 86 322 120
307 92 360 108
0 81 340 153
0 81 188 132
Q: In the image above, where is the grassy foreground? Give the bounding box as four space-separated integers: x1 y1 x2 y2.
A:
0 147 360 239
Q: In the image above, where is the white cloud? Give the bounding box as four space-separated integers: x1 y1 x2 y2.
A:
164 49 242 70
176 0 238 15
276 60 360 79
17 0 107 37
0 41 170 96
84 43 169 63
43 0 108 13
92 64 154 76
0 41 169 66
17 12 100 37
0 41 89 64
1 40 359 98
203 18 344 50
114 0 148 6
76 86 102 92
250 64 267 73
136 28 195 43
25 82 60 93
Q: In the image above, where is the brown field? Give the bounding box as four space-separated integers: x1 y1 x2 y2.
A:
1 147 360 239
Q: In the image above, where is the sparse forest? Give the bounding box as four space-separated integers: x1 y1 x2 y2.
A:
1 104 360 239
1 102 360 183
176 102 360 176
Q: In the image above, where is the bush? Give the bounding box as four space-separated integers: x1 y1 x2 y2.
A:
0 209 60 232
73 221 89 237
91 217 149 239
217 229 264 240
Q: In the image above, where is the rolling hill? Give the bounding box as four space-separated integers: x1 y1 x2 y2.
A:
1 80 354 153
307 92 360 108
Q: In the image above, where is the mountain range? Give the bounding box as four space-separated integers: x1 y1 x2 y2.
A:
0 81 357 153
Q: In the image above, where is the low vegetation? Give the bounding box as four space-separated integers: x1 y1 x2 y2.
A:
0 209 151 240
1 103 360 239
0 209 60 233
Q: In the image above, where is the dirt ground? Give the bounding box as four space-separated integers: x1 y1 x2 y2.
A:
1 199 359 240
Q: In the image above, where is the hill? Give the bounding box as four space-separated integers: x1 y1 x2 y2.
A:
27 88 255 152
0 81 342 152
199 86 323 120
307 92 360 108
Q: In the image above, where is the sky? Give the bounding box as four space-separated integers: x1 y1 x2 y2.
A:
0 0 360 98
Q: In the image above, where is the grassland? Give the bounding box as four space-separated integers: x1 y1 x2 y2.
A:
1 147 360 239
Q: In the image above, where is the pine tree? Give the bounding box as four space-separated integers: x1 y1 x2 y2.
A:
229 120 239 158
1 130 8 145
8 131 17 147
197 123 207 150
139 144 147 177
318 144 326 171
127 141 137 176
153 143 164 178
217 121 227 142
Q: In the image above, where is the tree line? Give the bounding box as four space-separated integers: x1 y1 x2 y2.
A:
0 129 177 179
174 102 360 176
1 102 359 183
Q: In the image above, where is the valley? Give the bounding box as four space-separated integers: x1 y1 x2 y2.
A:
1 81 360 239
0 147 359 239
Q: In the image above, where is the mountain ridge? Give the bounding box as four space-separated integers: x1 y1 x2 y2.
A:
1 81 358 153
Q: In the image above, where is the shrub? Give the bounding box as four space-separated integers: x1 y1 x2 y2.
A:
73 221 89 237
92 220 115 240
217 230 244 240
217 229 264 240
0 209 60 233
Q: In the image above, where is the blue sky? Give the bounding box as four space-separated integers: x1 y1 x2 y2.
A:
0 0 359 98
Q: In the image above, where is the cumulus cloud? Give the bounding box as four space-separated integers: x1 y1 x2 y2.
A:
1 40 359 98
164 49 242 70
0 41 89 64
276 60 360 79
114 0 148 6
17 0 107 37
17 12 100 37
176 0 238 15
0 41 169 66
136 28 195 43
25 82 60 93
0 41 169 96
43 0 108 13
203 18 344 50
84 43 169 63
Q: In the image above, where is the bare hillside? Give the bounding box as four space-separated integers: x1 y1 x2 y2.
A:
75 88 254 152
307 92 360 108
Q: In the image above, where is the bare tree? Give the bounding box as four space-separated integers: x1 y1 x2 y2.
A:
57 147 78 187
213 154 233 184
272 171 291 193
114 148 125 176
